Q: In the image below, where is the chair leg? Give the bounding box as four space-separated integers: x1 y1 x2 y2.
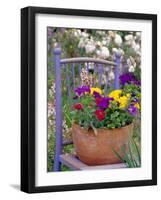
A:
53 150 61 171
53 128 62 171
53 48 62 172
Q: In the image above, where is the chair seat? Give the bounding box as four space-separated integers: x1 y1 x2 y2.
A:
59 153 127 171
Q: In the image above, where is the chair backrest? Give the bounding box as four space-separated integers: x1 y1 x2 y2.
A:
54 48 121 109
53 47 121 171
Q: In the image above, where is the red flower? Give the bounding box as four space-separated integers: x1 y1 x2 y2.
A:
95 98 102 106
74 103 83 110
95 109 106 121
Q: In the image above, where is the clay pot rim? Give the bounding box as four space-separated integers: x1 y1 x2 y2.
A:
72 122 133 131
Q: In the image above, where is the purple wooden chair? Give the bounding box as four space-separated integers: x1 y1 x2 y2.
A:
53 48 126 171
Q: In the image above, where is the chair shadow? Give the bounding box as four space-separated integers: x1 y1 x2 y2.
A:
10 184 20 191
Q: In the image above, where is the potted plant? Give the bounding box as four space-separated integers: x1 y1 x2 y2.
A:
71 73 141 165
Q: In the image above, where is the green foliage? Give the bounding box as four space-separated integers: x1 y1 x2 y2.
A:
71 91 135 130
113 137 141 168
122 84 141 99
48 129 74 172
71 95 96 129
105 109 133 129
134 66 141 80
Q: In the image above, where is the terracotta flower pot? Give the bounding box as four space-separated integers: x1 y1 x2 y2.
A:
72 123 133 165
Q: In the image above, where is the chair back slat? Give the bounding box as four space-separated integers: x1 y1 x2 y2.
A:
92 63 97 86
78 63 82 85
105 68 109 88
65 64 72 111
71 63 76 94
98 64 103 87
86 62 89 72
94 63 97 73
114 55 120 89
104 65 109 95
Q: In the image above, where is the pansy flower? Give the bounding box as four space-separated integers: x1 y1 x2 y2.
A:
118 96 129 108
108 90 122 101
128 104 138 116
93 91 102 98
95 97 114 109
95 109 106 121
119 72 141 86
75 86 90 96
73 103 84 110
90 87 102 96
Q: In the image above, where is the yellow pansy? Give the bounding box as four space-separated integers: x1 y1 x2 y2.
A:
118 96 128 108
126 93 131 98
90 87 102 95
134 102 140 110
108 90 122 101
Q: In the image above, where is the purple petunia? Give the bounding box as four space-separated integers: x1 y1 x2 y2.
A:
128 104 138 116
119 72 141 86
75 86 90 96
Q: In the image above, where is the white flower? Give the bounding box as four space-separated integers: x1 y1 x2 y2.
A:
81 32 89 38
133 43 140 52
85 43 96 54
96 30 106 36
119 49 124 56
136 51 141 56
125 34 133 41
129 65 135 72
102 40 107 46
127 58 131 66
136 32 141 37
108 70 114 80
54 42 59 48
108 31 115 38
96 49 101 56
135 32 141 41
105 36 111 46
96 41 101 46
105 66 110 72
129 56 136 66
101 74 107 85
112 47 118 54
73 29 81 37
112 48 124 56
78 38 86 48
85 62 94 70
88 62 94 70
99 46 110 59
114 34 122 46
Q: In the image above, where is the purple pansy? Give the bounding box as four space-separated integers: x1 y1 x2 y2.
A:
133 97 139 103
128 104 138 116
93 91 102 98
75 86 90 96
119 72 141 86
133 80 141 86
96 97 114 109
